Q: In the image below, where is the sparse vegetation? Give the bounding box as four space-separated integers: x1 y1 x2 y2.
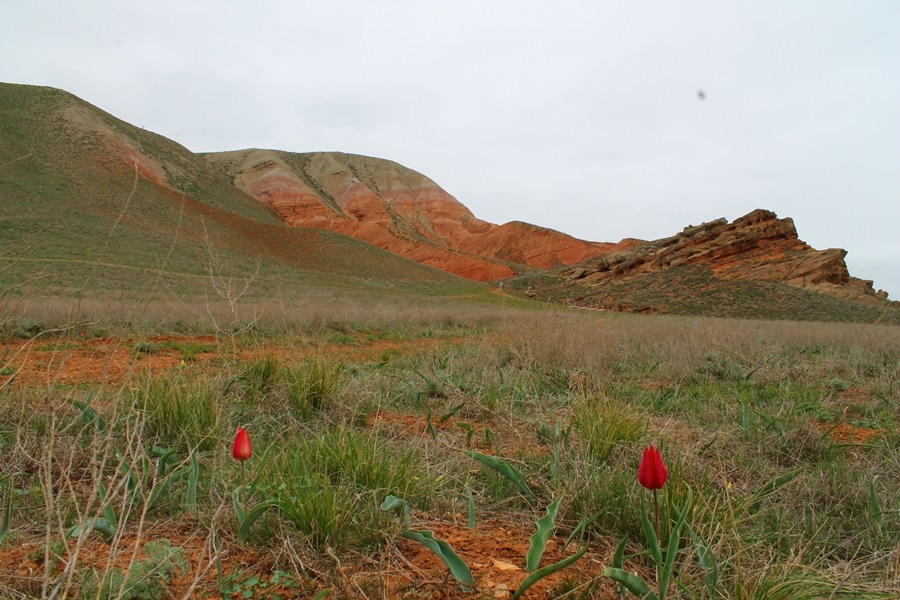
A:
1 304 898 597
2 81 899 598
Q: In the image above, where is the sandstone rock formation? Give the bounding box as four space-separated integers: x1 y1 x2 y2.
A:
204 149 611 281
563 209 885 304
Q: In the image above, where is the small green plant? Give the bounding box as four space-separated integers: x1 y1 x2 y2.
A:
281 358 342 418
139 375 220 451
219 569 305 599
78 539 186 600
464 450 534 499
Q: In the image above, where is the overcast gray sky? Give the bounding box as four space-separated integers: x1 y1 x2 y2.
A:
3 1 898 297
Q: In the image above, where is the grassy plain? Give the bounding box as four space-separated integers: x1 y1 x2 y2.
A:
1 297 898 599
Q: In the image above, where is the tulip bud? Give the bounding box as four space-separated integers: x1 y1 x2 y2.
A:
232 427 252 462
637 444 668 490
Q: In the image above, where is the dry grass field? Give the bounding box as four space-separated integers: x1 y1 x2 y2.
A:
1 297 898 599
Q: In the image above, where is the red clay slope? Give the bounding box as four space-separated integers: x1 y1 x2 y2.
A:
203 149 612 281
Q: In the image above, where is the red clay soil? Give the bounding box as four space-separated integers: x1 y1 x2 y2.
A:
0 334 466 388
386 515 615 599
812 420 883 444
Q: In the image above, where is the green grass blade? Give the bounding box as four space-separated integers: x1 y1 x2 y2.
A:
0 482 13 545
565 507 605 551
515 545 588 600
602 567 658 600
868 480 883 525
659 488 691 600
739 399 750 432
641 501 662 566
403 530 473 585
612 536 627 569
464 450 533 499
71 396 106 432
526 496 562 572
439 401 466 423
746 468 802 515
425 409 437 440
684 521 719 598
185 452 199 510
467 488 476 529
237 500 279 543
312 590 331 600
97 483 116 527
148 465 189 509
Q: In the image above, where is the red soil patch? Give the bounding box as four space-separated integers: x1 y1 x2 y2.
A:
385 515 615 598
0 334 467 388
812 420 883 444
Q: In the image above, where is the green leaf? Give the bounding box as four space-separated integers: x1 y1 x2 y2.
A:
97 483 117 527
0 482 13 545
739 399 750 432
237 500 280 543
869 480 883 525
640 501 662 566
746 468 802 515
684 521 719 598
403 530 473 585
380 495 410 525
68 517 117 543
457 422 475 446
185 453 199 510
464 450 533 498
312 590 332 600
612 537 627 570
424 409 438 440
603 567 658 600
148 465 190 509
439 401 466 423
565 507 605 551
514 545 587 599
526 496 562 572
70 395 105 432
659 488 691 600
610 537 628 599
467 488 476 529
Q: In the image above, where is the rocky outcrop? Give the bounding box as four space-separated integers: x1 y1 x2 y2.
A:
204 149 610 281
562 209 885 304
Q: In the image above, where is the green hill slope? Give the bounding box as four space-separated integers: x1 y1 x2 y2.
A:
0 83 487 304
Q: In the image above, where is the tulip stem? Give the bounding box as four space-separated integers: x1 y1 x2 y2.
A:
653 489 660 541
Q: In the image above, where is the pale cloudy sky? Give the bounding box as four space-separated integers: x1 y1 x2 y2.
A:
3 1 898 296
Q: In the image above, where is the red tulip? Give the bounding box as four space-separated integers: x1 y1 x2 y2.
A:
638 445 668 490
232 427 252 462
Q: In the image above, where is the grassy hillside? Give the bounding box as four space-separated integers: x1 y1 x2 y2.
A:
0 83 491 309
509 265 900 325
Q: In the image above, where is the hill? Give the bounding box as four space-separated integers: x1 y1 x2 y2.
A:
1 82 897 324
0 83 491 308
203 149 613 281
507 209 900 323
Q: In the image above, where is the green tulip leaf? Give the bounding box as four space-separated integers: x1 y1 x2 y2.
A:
640 501 662 566
403 530 473 585
602 567 658 600
464 450 533 499
868 480 883 525
526 496 562 572
660 488 692 600
237 500 280 543
68 517 117 544
514 545 587 599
